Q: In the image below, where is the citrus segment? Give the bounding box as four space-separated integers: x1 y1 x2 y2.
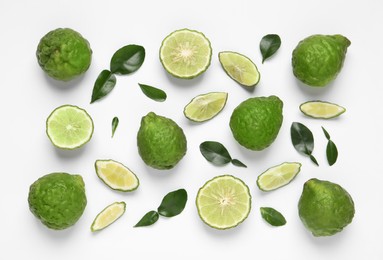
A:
159 28 212 79
91 202 126 232
184 92 228 122
196 175 251 230
257 162 301 191
218 51 260 87
300 101 346 119
95 159 139 192
46 105 94 149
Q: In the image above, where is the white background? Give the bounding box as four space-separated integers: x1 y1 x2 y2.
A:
1 0 382 259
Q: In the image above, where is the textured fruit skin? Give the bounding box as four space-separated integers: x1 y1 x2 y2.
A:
298 178 355 237
28 173 87 230
292 34 350 87
229 96 283 151
36 28 92 81
137 112 187 170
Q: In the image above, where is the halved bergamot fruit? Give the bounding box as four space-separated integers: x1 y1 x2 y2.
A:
196 175 251 230
299 101 346 119
219 51 260 87
257 162 302 191
184 92 228 122
46 105 94 149
95 159 139 192
91 201 126 232
159 28 212 79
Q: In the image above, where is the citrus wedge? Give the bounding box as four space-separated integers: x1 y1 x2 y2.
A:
91 201 126 232
196 175 251 230
46 105 94 149
95 159 139 192
184 92 228 122
218 51 260 87
159 28 212 79
257 162 302 191
300 101 346 119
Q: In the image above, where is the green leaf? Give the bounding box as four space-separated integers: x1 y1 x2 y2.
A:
91 70 117 103
138 83 167 102
291 122 319 166
110 44 145 75
231 159 247 168
326 140 338 166
260 34 281 63
321 126 331 140
134 210 159 227
260 207 286 226
111 117 119 138
157 189 187 217
309 155 319 166
199 141 232 165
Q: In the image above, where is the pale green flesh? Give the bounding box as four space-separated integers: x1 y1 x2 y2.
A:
219 52 260 87
184 92 228 122
91 202 126 232
196 175 251 229
160 29 212 78
300 101 346 119
257 162 301 191
46 105 93 149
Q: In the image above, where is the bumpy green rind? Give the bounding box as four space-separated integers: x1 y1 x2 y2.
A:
292 34 350 87
36 28 92 81
298 178 355 236
28 173 87 230
229 96 283 151
137 112 187 170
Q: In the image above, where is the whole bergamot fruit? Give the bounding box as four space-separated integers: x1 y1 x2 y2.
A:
229 96 283 151
28 172 87 230
137 112 187 170
298 178 355 237
292 34 350 87
36 28 92 81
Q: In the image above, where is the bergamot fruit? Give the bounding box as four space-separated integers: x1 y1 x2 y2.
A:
137 112 187 170
28 172 87 230
229 96 283 151
292 34 350 87
36 28 92 81
298 178 355 237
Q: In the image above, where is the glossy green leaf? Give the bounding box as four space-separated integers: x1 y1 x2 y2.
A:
291 122 319 166
138 83 167 102
110 44 145 75
231 159 247 168
134 210 159 227
260 207 286 226
199 141 232 165
322 126 331 140
111 117 119 138
157 189 187 217
326 140 338 166
91 70 117 103
260 34 281 63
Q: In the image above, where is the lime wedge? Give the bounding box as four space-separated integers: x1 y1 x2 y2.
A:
196 175 251 230
184 92 228 122
159 28 212 79
257 162 302 191
95 159 139 192
300 101 346 119
218 51 260 87
46 105 94 149
91 201 126 232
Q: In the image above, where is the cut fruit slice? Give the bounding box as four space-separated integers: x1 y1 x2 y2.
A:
159 28 212 79
300 101 346 119
46 105 94 150
184 92 228 122
257 162 302 191
218 51 260 87
95 159 139 192
196 175 251 230
91 201 126 232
